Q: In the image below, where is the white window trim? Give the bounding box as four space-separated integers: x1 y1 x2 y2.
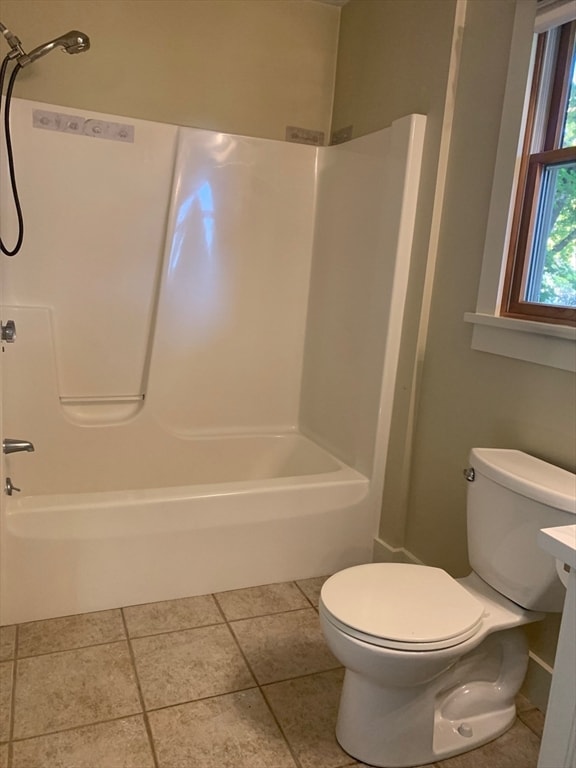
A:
465 0 576 373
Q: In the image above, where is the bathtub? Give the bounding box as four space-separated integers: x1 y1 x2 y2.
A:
1 111 427 627
1 433 371 625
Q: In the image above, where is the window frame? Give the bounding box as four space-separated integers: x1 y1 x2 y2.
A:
465 0 576 372
501 19 576 326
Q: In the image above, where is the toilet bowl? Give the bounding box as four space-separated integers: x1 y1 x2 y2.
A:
320 565 540 767
320 449 575 767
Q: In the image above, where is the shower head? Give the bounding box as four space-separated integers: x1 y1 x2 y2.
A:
14 30 90 67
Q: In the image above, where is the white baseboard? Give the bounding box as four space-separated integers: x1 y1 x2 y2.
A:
372 537 423 565
521 652 552 713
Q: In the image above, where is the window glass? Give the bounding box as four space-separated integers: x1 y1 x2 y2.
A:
525 160 575 306
502 20 576 324
560 42 575 147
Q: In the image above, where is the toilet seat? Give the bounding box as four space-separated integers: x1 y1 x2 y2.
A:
320 563 485 651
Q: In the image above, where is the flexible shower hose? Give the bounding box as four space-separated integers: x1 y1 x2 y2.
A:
0 53 24 256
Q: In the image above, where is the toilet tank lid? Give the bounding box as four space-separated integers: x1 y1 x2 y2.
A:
471 448 576 515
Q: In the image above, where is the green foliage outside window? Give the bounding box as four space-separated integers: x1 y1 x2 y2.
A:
538 56 576 306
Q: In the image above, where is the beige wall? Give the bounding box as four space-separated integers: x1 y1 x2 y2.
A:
334 0 461 550
332 0 457 138
335 0 575 572
334 0 576 707
1 0 339 141
401 0 575 689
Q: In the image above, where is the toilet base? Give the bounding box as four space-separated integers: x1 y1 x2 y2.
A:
334 628 528 768
433 705 516 762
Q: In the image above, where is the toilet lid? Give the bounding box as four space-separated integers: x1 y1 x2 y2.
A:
320 563 485 650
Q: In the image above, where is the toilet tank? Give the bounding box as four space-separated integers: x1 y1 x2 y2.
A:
467 448 576 612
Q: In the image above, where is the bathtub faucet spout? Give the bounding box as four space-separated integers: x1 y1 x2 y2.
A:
3 438 35 454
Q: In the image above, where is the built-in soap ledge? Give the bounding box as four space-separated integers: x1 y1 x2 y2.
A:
60 395 144 426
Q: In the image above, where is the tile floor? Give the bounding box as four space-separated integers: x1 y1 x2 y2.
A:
0 577 544 768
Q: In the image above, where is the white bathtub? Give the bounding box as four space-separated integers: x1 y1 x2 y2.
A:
1 433 371 625
1 111 427 627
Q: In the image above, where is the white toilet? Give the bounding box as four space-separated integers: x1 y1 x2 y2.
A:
319 448 576 767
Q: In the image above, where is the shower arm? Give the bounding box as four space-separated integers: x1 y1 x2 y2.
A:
0 22 26 60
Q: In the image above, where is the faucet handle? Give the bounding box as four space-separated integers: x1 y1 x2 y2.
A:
4 477 21 495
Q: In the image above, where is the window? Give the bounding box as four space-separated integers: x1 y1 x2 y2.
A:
502 19 576 325
465 0 576 371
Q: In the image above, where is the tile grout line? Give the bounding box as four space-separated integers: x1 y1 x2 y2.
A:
4 591 338 728
13 586 327 662
119 609 160 768
2 583 544 768
108 662 344 718
6 624 19 768
212 595 259 687
333 763 358 768
6 581 339 766
143 683 259 715
212 592 304 768
293 578 321 610
517 709 545 739
214 597 318 622
259 685 304 768
15 634 133 661
8 712 163 746
258 664 343 688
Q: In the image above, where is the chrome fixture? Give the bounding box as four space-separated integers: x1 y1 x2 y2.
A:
1 319 16 342
4 477 21 495
3 438 35 454
0 23 90 67
0 21 25 60
463 467 475 482
17 30 90 67
0 22 90 255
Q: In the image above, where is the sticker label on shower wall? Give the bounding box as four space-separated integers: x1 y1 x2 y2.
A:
32 110 135 143
331 125 353 145
285 126 325 146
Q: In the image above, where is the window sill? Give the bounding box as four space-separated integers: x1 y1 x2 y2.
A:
464 312 576 372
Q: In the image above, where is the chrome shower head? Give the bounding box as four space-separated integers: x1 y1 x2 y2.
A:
16 30 90 67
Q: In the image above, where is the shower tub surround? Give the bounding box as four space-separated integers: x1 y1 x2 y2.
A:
0 99 425 624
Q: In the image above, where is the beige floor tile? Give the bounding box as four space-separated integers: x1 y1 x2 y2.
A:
13 642 141 739
123 594 222 638
0 627 16 662
11 716 155 768
0 743 7 768
517 706 546 738
215 582 309 620
18 609 125 658
264 668 351 768
230 608 340 684
0 662 13 742
132 624 255 710
515 692 536 713
435 720 540 768
149 688 297 768
296 575 331 608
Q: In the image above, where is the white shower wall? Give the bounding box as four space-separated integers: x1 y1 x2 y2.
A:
1 99 425 488
301 118 426 478
2 99 316 433
1 100 178 401
147 128 317 434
